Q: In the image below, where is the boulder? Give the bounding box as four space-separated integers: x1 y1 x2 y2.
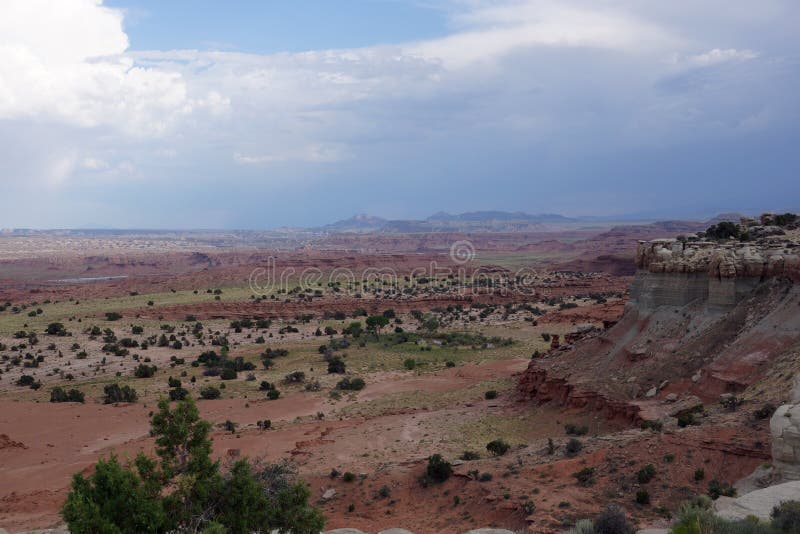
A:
377 530 414 534
321 488 337 502
324 530 368 534
770 375 800 480
714 480 800 521
464 530 516 534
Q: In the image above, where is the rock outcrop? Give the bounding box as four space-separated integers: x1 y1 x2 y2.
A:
770 375 800 480
714 480 800 521
635 238 800 280
519 221 800 419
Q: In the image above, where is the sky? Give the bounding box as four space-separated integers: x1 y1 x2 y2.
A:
0 0 798 229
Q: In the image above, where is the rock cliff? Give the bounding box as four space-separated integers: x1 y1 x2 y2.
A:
519 218 800 423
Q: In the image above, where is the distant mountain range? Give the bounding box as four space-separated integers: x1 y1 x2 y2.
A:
2 211 748 236
323 210 615 233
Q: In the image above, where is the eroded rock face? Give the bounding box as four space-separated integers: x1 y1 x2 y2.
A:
635 239 800 280
714 480 800 521
771 379 800 480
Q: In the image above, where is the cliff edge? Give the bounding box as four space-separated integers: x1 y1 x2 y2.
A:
519 214 800 423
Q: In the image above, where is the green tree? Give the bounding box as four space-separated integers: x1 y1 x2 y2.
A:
61 455 166 534
365 315 389 339
216 459 269 533
62 397 325 533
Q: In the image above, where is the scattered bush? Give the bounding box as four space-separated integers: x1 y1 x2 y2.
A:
772 500 800 532
594 504 635 534
568 519 595 534
486 439 510 457
564 423 588 436
677 412 699 428
220 368 237 380
460 451 480 461
283 371 306 384
103 383 138 404
133 364 157 378
169 387 189 401
637 464 656 484
565 438 583 456
425 454 452 483
336 377 365 391
754 403 776 420
50 387 85 403
708 479 736 500
327 356 346 374
640 420 663 431
572 467 595 486
200 386 221 400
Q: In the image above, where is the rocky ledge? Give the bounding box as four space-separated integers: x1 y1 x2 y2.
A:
635 214 800 280
636 239 800 279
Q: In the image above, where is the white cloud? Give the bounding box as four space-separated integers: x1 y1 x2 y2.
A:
408 1 681 68
0 0 796 207
82 157 109 171
688 48 758 67
234 144 348 165
45 152 78 187
0 0 193 136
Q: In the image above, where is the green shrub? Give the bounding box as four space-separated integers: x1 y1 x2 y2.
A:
594 504 634 534
283 371 305 384
403 358 416 370
342 472 356 482
754 404 776 420
572 467 595 486
103 383 138 404
336 377 365 391
637 464 656 484
426 454 452 483
772 500 800 532
267 389 280 400
708 479 736 500
220 368 237 380
199 386 221 400
565 438 583 456
484 390 498 400
327 356 346 374
168 388 189 401
568 519 594 534
459 451 480 461
635 489 650 505
640 420 663 431
565 423 588 436
133 364 156 379
61 397 325 533
486 439 510 456
50 387 85 403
